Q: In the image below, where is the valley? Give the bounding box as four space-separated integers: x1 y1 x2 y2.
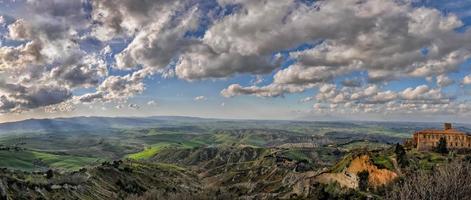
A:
1 117 471 199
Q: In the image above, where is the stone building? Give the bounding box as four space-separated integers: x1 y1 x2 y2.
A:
411 123 471 151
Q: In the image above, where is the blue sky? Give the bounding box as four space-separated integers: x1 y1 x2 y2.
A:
1 0 471 123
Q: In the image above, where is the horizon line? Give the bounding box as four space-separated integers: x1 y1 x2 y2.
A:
0 114 467 126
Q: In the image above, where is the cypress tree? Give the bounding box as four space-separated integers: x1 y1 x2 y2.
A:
394 143 409 168
435 137 449 154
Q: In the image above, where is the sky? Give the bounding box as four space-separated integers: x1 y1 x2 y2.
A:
1 0 471 123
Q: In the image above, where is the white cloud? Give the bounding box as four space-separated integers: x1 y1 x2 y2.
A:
401 85 430 100
7 19 32 40
436 74 455 87
147 100 157 106
175 45 279 80
300 97 314 103
194 96 207 101
128 104 140 109
221 83 315 98
212 0 471 117
44 102 75 113
464 75 471 85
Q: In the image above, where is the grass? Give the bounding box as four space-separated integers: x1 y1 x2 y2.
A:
191 134 216 145
211 133 268 147
283 149 311 162
371 155 395 170
155 163 187 172
331 155 353 173
126 143 173 160
126 140 207 160
409 150 447 170
242 135 267 147
32 151 101 170
213 133 236 145
0 150 101 171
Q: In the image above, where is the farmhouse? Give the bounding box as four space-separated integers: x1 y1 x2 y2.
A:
411 123 471 151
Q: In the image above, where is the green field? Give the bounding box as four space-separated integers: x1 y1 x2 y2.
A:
126 143 173 160
0 150 101 171
126 140 206 160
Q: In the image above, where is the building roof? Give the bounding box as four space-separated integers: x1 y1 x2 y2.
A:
414 123 470 136
415 129 468 135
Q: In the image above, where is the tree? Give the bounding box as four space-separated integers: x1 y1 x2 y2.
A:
357 170 369 191
394 143 409 168
435 137 448 154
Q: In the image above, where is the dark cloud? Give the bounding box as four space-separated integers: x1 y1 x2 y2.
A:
49 55 107 88
0 81 72 112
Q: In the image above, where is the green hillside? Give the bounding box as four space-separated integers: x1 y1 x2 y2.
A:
0 150 101 171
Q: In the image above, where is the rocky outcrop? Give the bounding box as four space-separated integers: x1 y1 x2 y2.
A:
314 154 398 189
347 155 397 187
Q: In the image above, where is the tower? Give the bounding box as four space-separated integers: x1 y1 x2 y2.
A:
444 123 452 130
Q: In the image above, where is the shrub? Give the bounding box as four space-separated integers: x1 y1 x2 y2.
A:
358 170 369 191
386 161 471 200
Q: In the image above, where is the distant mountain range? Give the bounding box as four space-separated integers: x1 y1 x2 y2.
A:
1 116 471 136
0 116 211 135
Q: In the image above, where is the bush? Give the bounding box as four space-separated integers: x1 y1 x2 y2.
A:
357 170 369 191
386 161 471 200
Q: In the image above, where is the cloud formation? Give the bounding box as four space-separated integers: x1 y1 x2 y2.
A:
216 0 471 115
1 0 471 118
464 75 471 85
